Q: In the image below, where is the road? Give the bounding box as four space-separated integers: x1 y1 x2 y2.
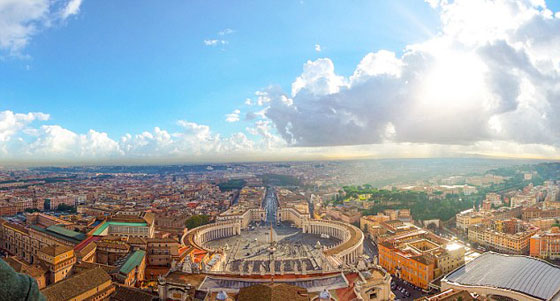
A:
363 236 378 260
263 187 278 224
391 277 428 301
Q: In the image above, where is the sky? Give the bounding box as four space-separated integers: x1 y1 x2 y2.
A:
0 0 559 165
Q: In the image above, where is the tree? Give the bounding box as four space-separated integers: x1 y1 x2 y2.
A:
185 214 211 229
56 203 76 213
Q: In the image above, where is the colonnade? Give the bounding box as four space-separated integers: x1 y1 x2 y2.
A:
186 222 241 251
198 226 237 243
302 219 364 265
305 223 348 241
340 243 363 264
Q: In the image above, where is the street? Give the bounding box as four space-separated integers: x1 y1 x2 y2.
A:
363 236 378 260
391 277 429 301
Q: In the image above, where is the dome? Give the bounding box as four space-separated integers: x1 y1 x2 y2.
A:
216 290 228 300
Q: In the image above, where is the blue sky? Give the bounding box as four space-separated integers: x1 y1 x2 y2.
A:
0 0 559 164
1 0 438 137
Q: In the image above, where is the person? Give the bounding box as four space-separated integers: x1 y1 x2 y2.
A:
0 258 45 300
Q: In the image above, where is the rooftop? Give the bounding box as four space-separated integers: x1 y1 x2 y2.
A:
30 225 84 244
119 250 146 275
40 245 73 257
4 257 46 277
92 221 148 236
111 286 158 301
323 222 363 256
444 252 560 300
198 273 349 293
41 267 112 300
46 225 86 241
237 283 309 301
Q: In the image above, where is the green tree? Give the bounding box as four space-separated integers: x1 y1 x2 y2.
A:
185 214 211 229
56 203 76 213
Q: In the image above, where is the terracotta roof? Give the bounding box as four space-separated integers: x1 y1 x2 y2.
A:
40 245 73 257
142 212 154 226
127 237 147 245
237 283 309 301
146 237 178 243
335 272 359 301
97 240 131 250
111 286 158 301
4 257 46 277
41 267 112 301
75 261 115 274
74 235 101 252
78 242 97 257
4 222 29 234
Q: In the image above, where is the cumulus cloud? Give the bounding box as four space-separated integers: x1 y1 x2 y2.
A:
291 58 346 97
27 125 121 158
225 109 241 122
3 0 560 163
0 0 83 55
0 109 266 163
263 0 560 150
0 105 557 164
246 119 286 150
0 111 49 142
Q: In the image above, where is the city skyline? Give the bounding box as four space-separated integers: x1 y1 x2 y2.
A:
1 0 560 165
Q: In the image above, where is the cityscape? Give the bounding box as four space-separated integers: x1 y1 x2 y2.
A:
1 1 560 301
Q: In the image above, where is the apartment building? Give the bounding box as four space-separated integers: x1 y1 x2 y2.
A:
530 227 560 260
467 219 538 254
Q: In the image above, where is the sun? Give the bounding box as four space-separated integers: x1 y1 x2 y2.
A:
419 49 488 111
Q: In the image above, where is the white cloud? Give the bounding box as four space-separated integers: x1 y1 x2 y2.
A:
0 106 557 164
225 109 241 122
0 0 83 55
218 28 234 36
0 109 264 163
291 58 347 97
350 50 402 83
203 39 227 46
61 0 82 19
204 40 228 46
315 44 321 52
4 0 560 163
204 29 234 47
246 120 286 150
263 0 560 151
0 110 49 142
25 125 121 159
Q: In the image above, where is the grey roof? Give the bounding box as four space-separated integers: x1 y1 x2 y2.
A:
198 273 349 293
444 252 560 300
